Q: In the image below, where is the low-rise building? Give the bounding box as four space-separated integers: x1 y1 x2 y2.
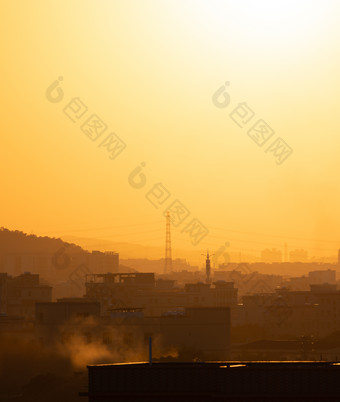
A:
6 272 52 322
35 300 230 361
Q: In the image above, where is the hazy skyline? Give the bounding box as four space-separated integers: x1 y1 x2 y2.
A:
1 0 340 261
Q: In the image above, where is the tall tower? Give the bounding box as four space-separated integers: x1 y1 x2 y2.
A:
164 211 172 274
338 249 340 266
205 250 211 283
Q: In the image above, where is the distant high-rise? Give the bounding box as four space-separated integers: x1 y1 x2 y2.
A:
261 248 282 263
338 249 340 265
284 243 288 262
290 249 308 263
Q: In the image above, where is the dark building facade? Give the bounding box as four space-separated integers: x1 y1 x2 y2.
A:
35 304 230 361
83 361 340 401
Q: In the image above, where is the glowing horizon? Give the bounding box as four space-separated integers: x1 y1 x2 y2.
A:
1 0 340 263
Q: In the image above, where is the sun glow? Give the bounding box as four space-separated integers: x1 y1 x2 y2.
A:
1 0 340 258
179 0 335 52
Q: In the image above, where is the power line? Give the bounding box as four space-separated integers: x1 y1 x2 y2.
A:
39 221 164 235
208 226 340 244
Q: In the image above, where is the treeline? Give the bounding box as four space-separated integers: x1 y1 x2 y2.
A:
0 227 83 254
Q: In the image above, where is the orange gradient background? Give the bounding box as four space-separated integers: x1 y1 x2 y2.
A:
1 0 340 263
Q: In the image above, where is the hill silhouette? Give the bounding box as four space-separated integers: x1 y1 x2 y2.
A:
0 227 83 254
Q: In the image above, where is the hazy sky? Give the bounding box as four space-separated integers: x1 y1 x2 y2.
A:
1 0 340 260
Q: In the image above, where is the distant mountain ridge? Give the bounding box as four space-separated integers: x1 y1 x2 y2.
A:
0 227 83 254
0 228 202 265
61 235 203 265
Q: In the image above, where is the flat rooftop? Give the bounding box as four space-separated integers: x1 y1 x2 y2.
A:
88 360 340 367
84 361 340 401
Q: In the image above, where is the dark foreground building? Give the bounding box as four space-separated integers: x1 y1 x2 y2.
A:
36 305 230 361
82 361 340 401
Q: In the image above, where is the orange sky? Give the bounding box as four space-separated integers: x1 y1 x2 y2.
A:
1 0 340 262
